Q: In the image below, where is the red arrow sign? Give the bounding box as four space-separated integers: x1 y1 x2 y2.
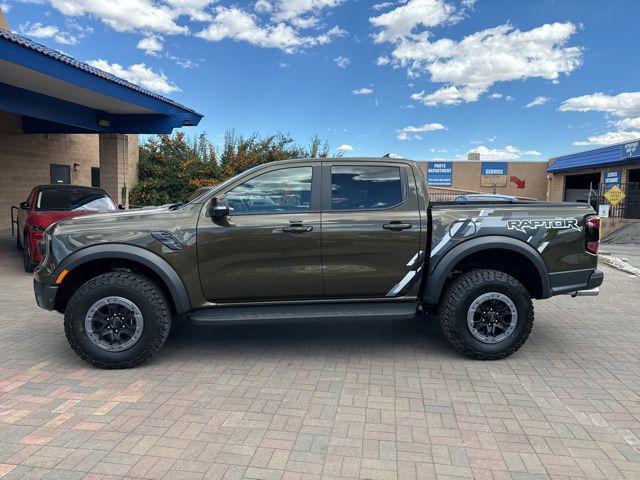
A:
510 176 526 189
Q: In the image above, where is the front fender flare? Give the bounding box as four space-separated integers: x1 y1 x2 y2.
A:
422 235 551 304
56 243 191 314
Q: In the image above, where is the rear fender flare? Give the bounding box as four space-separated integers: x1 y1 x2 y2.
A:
56 244 191 314
422 236 551 304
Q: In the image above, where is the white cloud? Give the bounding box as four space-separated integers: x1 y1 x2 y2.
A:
337 144 354 151
560 92 640 145
488 93 503 100
573 131 640 146
381 21 581 106
469 145 541 161
19 21 78 45
278 61 291 68
559 92 640 117
270 0 344 23
399 122 445 132
0 2 11 13
164 0 213 22
137 35 163 56
525 96 549 108
334 56 350 68
86 59 180 94
372 2 394 11
351 87 373 95
397 122 445 140
197 6 344 53
255 0 273 14
370 0 457 43
376 55 390 66
20 22 60 38
50 0 189 34
614 117 640 131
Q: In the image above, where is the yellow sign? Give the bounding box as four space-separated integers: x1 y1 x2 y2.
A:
604 185 625 206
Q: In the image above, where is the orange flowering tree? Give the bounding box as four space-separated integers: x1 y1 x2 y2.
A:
130 131 332 207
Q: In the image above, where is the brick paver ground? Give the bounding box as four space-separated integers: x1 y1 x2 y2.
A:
0 233 639 480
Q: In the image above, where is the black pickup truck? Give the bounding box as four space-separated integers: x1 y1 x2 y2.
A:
33 158 603 368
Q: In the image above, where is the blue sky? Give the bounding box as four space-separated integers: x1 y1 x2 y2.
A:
3 0 640 161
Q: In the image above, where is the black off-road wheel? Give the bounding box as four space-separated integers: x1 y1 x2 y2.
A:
64 272 172 369
22 235 36 273
438 269 534 360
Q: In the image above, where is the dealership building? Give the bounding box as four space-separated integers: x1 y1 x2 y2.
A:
0 11 202 230
548 140 640 202
420 159 549 200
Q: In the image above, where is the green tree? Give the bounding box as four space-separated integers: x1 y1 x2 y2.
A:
130 130 334 207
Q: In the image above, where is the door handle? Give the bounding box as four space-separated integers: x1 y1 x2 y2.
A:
282 225 313 234
383 221 412 231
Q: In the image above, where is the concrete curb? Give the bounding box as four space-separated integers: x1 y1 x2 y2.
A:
599 253 640 277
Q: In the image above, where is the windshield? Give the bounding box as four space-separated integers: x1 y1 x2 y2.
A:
35 188 117 212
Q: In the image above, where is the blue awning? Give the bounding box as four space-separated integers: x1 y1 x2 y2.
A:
548 140 640 173
0 29 203 134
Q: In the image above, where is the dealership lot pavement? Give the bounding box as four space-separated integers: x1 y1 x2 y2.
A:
0 233 639 480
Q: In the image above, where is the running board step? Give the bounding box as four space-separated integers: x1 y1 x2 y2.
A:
188 302 417 325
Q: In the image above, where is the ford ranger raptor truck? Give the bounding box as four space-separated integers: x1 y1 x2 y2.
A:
33 158 604 368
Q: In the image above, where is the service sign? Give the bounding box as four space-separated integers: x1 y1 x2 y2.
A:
622 141 639 159
603 170 622 187
427 162 453 187
480 162 508 187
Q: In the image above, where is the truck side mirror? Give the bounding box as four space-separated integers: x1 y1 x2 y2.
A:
209 195 230 219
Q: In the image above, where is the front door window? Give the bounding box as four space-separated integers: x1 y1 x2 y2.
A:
227 167 312 214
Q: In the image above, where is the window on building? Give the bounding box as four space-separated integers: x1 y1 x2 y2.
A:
91 167 100 188
50 164 70 184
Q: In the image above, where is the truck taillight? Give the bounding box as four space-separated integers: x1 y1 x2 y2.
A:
585 215 600 254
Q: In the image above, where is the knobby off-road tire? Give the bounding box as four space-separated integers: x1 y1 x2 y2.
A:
438 269 534 360
64 272 172 369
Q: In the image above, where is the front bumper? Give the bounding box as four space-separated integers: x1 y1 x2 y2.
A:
33 279 58 310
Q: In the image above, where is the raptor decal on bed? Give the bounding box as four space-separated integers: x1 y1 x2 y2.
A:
506 219 581 233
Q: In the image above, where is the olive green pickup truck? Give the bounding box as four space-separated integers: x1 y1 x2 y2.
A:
33 158 603 368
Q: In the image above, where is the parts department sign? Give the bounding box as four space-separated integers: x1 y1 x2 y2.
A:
480 162 508 187
427 162 452 187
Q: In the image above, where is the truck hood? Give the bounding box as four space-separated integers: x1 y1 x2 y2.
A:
52 204 175 229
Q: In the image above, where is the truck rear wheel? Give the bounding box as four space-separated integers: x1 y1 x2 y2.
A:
438 269 533 360
64 272 172 369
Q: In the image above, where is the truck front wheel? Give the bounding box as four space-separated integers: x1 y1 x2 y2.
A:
438 269 533 360
64 272 172 368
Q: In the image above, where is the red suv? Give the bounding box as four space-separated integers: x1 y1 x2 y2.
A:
12 185 118 272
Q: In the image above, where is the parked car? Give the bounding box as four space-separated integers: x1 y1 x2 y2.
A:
33 158 603 368
454 194 518 202
12 185 118 272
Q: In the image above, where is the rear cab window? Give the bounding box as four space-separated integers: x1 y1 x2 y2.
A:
35 188 117 212
330 165 406 210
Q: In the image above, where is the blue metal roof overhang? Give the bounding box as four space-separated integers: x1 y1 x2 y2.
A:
548 140 640 173
0 29 203 134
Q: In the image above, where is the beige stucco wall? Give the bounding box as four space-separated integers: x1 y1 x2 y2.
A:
417 161 550 200
0 110 138 230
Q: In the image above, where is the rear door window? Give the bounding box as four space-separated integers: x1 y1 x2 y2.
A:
330 166 405 210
